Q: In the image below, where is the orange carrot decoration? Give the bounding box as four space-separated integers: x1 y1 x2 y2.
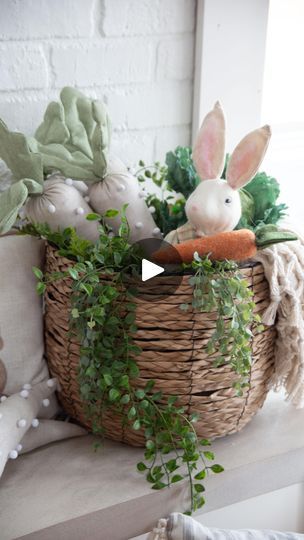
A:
154 229 257 264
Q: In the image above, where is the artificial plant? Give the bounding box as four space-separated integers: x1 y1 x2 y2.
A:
27 205 269 513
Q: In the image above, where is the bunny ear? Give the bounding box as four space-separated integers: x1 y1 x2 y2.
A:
192 101 226 181
226 125 271 190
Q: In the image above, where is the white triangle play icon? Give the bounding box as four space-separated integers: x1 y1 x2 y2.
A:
142 259 164 282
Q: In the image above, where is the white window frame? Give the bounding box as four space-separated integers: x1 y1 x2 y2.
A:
192 0 270 150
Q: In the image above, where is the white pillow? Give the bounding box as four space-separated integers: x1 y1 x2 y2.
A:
0 234 85 477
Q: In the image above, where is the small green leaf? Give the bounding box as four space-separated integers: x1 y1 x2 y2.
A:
168 395 178 406
146 440 155 451
133 419 141 430
33 266 43 280
125 312 136 325
119 375 129 388
109 388 120 401
152 481 166 490
71 308 79 318
105 209 119 218
135 389 145 399
165 459 178 473
200 439 211 447
171 474 183 483
129 361 140 378
103 373 113 386
139 399 149 410
194 483 205 493
211 464 224 473
128 406 137 419
120 394 130 405
137 462 147 472
36 282 46 295
203 451 214 461
194 470 206 480
80 283 93 295
145 380 155 392
68 267 79 280
86 213 101 221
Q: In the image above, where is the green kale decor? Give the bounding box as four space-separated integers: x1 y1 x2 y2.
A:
241 172 288 228
165 146 200 198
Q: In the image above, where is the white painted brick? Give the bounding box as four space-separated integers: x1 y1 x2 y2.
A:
103 0 196 36
0 0 94 40
154 125 191 162
111 130 155 167
157 35 194 81
51 40 154 87
0 45 48 91
0 1 196 168
106 82 193 130
0 95 50 134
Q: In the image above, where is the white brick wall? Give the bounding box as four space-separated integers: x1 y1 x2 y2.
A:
0 0 196 167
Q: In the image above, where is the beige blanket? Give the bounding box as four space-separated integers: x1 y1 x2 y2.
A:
255 236 304 408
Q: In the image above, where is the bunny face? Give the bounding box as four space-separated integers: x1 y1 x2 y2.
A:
185 179 241 237
188 101 271 237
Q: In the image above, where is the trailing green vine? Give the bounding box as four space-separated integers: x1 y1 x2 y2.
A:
181 253 263 395
27 209 262 514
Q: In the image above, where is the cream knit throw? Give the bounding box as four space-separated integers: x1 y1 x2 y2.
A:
254 237 304 408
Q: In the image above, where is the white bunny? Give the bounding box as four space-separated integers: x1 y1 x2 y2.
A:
165 102 271 243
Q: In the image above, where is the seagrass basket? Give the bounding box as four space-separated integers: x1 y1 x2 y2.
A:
44 244 276 446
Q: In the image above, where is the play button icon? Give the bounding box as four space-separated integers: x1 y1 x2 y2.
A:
142 259 164 282
121 237 184 302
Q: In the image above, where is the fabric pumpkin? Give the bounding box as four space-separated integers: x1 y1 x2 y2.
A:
25 173 99 242
88 156 161 243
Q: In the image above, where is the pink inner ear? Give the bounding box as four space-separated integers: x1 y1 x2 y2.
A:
228 145 254 187
226 125 271 190
201 122 218 178
193 102 226 181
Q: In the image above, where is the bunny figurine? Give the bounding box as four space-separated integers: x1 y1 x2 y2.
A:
165 102 271 244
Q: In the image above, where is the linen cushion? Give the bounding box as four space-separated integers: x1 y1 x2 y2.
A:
0 233 85 477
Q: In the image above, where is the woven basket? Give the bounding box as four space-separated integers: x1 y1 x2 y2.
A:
44 244 276 446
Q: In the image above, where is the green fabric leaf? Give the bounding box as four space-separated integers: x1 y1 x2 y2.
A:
33 87 111 181
255 224 298 248
0 178 43 234
0 119 43 184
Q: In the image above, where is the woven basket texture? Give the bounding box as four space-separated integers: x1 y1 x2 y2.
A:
44 244 276 446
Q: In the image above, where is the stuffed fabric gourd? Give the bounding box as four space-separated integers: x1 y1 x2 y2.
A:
33 87 160 242
25 174 99 242
0 87 159 242
88 155 161 241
